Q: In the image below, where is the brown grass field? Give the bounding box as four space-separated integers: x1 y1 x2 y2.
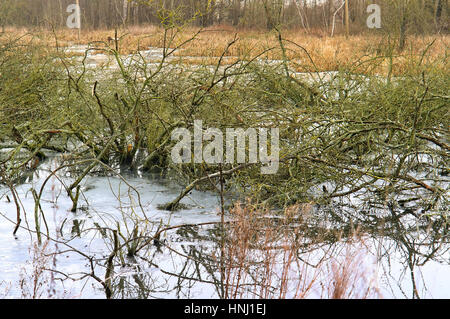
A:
1 25 449 75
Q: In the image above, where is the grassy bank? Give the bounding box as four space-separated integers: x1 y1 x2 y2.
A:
2 25 449 74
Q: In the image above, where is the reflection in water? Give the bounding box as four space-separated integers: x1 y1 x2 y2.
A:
0 158 448 299
107 202 449 299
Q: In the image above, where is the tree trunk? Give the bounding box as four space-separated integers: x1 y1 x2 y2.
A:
399 5 408 51
331 0 345 37
435 0 443 30
294 0 309 31
123 0 128 27
76 0 80 40
345 0 349 38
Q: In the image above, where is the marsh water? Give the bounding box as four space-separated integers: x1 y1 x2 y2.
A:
0 154 449 299
0 45 448 299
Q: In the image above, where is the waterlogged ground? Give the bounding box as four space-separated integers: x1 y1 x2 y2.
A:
0 43 448 299
0 157 224 298
63 44 343 82
0 156 449 299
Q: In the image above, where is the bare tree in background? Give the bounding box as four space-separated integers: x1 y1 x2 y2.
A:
0 0 446 34
262 0 284 30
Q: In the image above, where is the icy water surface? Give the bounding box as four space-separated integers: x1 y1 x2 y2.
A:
0 155 449 299
0 47 448 298
0 157 224 298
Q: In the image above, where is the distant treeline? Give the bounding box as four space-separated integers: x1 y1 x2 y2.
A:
0 0 448 33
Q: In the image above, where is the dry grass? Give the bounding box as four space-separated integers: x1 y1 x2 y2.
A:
2 25 448 75
325 236 382 299
18 241 54 299
222 202 382 299
0 281 12 298
16 240 72 299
